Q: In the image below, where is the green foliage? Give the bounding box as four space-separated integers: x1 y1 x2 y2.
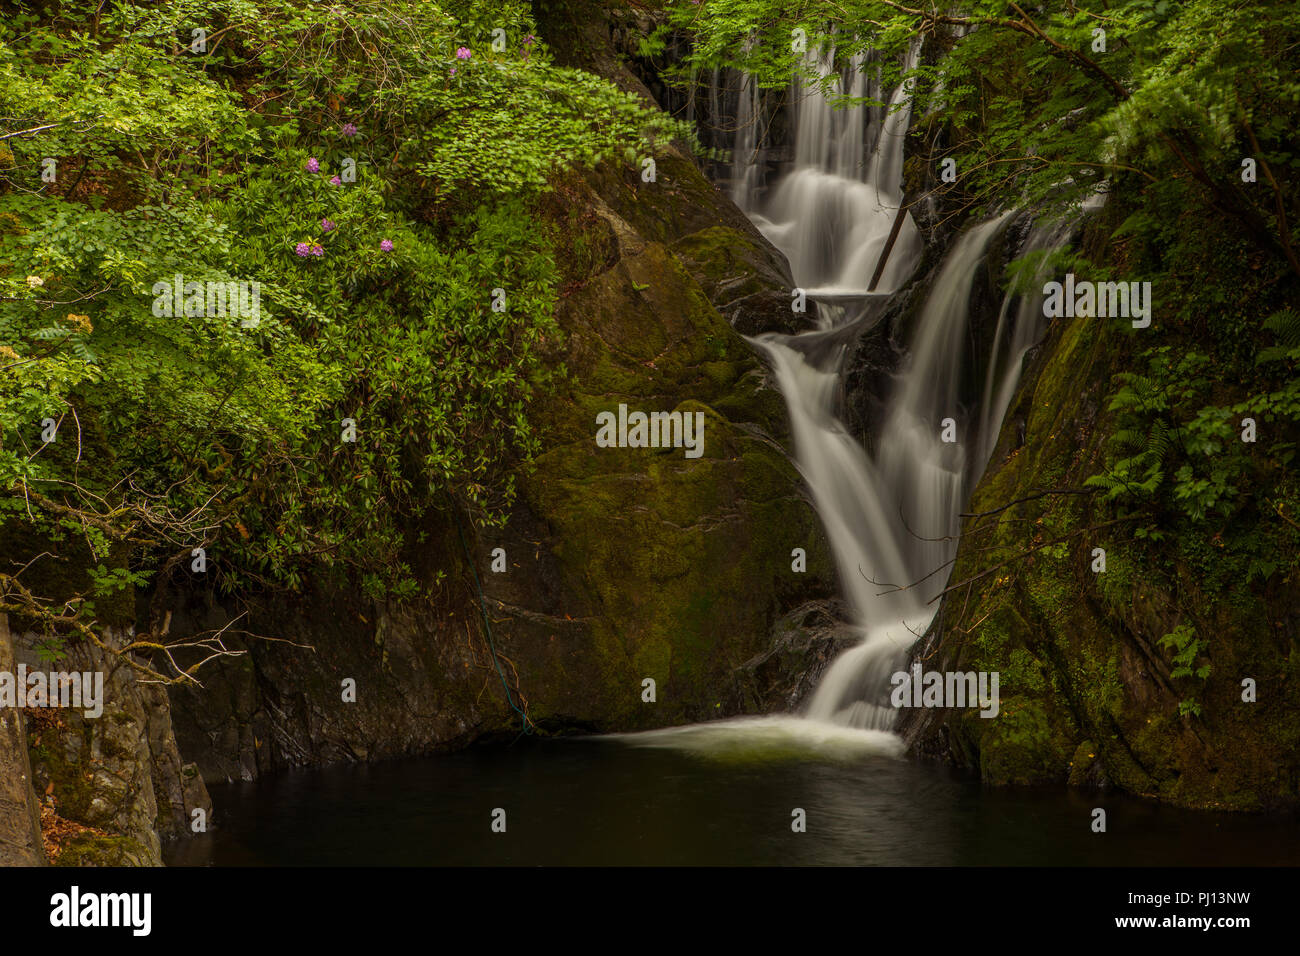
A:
396 61 686 196
661 0 1300 243
0 0 668 647
666 0 1300 747
1157 621 1210 717
1158 622 1210 681
1091 316 1300 533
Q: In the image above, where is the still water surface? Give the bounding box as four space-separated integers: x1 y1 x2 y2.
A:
165 717 1300 866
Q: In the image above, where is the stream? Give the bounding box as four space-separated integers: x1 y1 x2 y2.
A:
165 46 1299 868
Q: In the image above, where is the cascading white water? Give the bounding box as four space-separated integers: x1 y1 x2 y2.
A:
975 194 1104 470
734 45 923 296
620 48 1073 755
734 44 1022 730
758 215 1011 730
730 70 765 207
972 219 1073 471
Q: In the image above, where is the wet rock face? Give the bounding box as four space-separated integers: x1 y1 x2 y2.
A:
898 303 1300 811
158 7 837 781
565 150 806 338
482 157 836 734
163 579 502 782
728 601 860 714
12 625 211 865
0 616 45 866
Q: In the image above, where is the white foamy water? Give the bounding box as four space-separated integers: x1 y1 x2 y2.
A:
762 214 1012 730
621 49 1074 757
734 45 922 297
609 715 905 762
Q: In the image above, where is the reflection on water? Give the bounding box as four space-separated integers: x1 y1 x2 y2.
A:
167 730 1300 867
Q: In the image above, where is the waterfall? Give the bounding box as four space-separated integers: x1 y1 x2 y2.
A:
614 53 1100 757
733 44 923 296
975 197 1103 469
756 214 1012 730
734 45 1020 730
730 71 765 207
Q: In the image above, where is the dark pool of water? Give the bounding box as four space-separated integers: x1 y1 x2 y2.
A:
164 730 1300 866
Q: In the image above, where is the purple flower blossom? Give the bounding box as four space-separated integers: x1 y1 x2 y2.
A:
523 35 535 45
322 218 336 233
311 243 324 256
449 67 457 76
305 157 320 173
380 239 394 252
455 47 471 60
341 123 358 138
329 175 342 186
295 242 311 257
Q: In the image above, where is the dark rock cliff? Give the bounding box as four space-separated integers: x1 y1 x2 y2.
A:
1 0 839 863
0 616 44 866
156 3 837 786
897 222 1300 811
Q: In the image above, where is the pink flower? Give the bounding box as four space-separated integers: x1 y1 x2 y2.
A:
455 47 471 60
449 67 457 76
305 157 320 173
330 175 342 186
295 242 310 257
380 239 394 252
341 123 358 138
322 218 336 233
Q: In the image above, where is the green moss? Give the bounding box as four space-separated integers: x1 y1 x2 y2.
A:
924 275 1300 810
508 274 834 729
55 834 152 867
29 729 96 824
974 696 1073 786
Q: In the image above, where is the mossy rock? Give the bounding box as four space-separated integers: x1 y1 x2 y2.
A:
161 0 840 772
909 300 1300 810
55 833 153 867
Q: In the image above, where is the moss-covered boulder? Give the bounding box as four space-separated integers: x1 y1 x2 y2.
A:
902 305 1300 811
672 224 807 336
161 6 836 774
17 626 212 866
472 158 835 732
